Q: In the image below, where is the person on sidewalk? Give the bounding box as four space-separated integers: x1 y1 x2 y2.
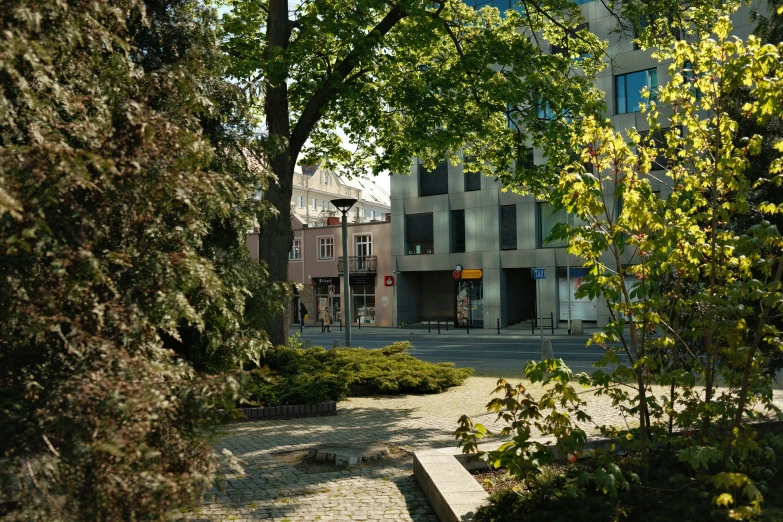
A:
299 301 307 333
324 305 332 333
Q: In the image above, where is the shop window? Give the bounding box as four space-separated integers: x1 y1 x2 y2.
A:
500 205 517 250
419 160 449 197
289 238 302 260
318 237 334 260
353 284 376 325
452 209 466 253
406 213 434 255
615 68 658 114
537 202 569 248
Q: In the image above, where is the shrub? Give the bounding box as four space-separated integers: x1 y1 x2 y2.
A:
244 342 472 406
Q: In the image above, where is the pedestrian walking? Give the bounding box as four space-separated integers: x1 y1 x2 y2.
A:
299 301 307 333
324 305 332 333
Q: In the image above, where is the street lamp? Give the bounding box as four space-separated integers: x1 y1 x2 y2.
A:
331 198 357 347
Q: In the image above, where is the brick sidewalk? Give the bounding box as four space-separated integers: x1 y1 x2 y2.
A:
183 376 783 522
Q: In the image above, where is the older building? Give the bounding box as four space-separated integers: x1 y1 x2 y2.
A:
390 1 759 329
291 165 390 227
250 216 394 328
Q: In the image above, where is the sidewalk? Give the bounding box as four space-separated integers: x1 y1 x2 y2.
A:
182 376 783 522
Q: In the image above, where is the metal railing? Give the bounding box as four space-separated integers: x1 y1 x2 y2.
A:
337 256 377 273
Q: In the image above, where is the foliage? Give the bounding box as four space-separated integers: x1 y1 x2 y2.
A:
455 361 596 491
0 0 274 519
218 0 611 345
244 342 473 406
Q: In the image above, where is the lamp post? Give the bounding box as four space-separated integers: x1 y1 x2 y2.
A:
331 198 357 347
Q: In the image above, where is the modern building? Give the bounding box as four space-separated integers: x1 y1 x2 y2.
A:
291 165 390 227
249 216 394 328
390 1 759 329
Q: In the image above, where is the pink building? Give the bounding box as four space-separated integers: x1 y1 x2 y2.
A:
249 216 393 327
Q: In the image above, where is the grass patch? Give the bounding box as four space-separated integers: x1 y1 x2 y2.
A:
245 341 472 406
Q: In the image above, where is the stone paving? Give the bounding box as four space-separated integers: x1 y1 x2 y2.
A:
183 376 783 522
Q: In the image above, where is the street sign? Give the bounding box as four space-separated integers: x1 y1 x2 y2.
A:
384 275 395 287
461 269 483 280
532 268 546 280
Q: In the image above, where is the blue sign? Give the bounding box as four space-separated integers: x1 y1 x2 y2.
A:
532 268 546 280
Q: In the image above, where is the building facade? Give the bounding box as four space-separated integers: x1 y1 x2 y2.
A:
251 217 394 328
291 165 390 227
391 1 759 329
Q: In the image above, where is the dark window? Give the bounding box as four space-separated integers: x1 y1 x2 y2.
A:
682 61 702 101
419 160 449 197
537 202 569 248
552 23 589 56
406 213 434 255
452 210 466 253
500 205 517 250
615 68 658 114
637 129 671 170
464 157 482 191
518 148 534 170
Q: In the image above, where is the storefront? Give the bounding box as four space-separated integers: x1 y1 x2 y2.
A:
454 267 484 328
349 273 376 325
556 267 597 322
313 277 341 324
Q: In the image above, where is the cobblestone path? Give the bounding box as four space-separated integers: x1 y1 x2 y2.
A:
182 376 783 522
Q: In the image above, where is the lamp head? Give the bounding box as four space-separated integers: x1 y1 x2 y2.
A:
330 198 358 214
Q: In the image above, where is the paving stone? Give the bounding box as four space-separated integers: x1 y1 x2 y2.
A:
182 376 783 522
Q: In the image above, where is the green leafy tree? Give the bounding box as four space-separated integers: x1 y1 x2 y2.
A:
0 0 267 518
220 0 608 344
547 14 783 512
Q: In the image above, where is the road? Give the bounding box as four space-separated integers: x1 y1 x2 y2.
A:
289 325 608 375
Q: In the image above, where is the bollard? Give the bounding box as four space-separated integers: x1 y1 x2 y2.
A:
467 321 470 334
446 320 448 331
333 339 339 348
437 321 441 334
531 317 535 335
428 320 431 333
300 319 304 334
304 338 312 348
550 312 554 335
497 318 500 334
358 317 361 329
340 319 342 332
321 319 325 333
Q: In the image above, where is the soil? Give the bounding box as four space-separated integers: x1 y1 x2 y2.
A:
471 461 574 494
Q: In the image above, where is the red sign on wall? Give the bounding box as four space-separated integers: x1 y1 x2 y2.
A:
384 275 395 287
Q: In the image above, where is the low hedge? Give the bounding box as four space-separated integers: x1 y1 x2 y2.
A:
245 341 472 406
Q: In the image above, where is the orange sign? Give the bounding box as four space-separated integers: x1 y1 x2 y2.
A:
460 269 483 280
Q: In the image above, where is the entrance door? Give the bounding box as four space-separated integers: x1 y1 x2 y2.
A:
355 235 372 271
457 280 484 328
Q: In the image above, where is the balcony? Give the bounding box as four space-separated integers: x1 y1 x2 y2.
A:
337 256 377 273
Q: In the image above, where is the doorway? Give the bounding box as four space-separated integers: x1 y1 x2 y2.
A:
456 280 484 328
355 235 372 271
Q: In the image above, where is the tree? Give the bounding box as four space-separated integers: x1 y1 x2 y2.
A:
548 14 783 510
0 0 265 518
220 0 608 344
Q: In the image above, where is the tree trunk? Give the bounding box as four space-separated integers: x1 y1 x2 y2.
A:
261 0 293 347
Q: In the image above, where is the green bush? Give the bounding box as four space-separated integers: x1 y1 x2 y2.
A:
245 342 472 406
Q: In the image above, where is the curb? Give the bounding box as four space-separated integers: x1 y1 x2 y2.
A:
235 400 337 421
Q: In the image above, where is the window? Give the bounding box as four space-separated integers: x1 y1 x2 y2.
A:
682 61 702 101
451 210 466 253
318 237 334 260
354 207 360 221
464 157 482 191
633 15 650 51
500 205 517 250
615 68 658 114
289 238 302 260
406 213 434 255
297 196 304 208
537 202 569 248
518 148 534 170
637 129 672 170
321 200 325 210
312 198 317 210
419 160 449 197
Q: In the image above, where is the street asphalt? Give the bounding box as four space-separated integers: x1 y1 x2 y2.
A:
288 324 608 376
